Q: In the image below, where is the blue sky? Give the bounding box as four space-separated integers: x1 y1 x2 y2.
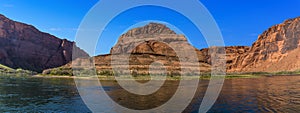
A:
0 0 299 55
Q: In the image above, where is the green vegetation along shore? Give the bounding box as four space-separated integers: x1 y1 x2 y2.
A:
0 64 36 77
2 64 300 80
37 73 300 81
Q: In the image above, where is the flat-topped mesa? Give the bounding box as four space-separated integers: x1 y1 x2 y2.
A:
110 23 190 56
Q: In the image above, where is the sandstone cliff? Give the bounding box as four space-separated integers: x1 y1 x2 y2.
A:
200 46 250 70
44 23 212 75
44 17 300 75
229 17 300 72
0 14 88 72
104 23 208 75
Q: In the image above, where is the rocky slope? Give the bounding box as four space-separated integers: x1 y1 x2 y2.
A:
0 14 88 72
229 17 300 72
0 64 36 75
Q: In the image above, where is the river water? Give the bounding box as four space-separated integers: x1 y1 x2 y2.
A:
0 75 299 112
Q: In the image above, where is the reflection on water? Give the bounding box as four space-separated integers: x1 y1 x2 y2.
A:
0 76 299 112
100 80 179 110
208 76 300 113
0 77 90 112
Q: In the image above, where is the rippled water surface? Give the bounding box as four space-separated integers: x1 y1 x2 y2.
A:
0 76 299 112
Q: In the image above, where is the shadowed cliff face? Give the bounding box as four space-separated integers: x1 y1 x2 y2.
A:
0 14 88 72
229 17 300 72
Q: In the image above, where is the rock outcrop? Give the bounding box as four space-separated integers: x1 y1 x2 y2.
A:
200 46 250 70
111 23 187 55
0 14 88 72
229 17 300 72
106 23 208 75
45 23 212 75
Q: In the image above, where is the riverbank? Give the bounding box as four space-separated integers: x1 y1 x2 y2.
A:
32 73 300 81
31 74 264 80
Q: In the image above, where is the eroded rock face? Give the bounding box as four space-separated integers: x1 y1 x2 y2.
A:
44 17 300 75
200 46 250 71
111 23 188 55
229 17 300 72
108 23 208 75
44 23 251 75
120 23 176 37
0 14 88 72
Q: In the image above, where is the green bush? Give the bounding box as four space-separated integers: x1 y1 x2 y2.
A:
97 70 114 76
49 68 73 76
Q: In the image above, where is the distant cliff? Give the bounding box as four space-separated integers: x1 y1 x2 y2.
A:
0 14 88 72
